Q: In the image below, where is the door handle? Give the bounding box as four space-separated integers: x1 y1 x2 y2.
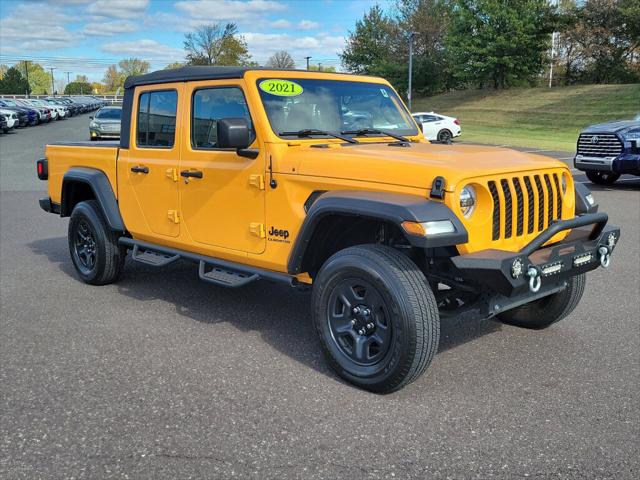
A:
131 166 149 174
180 170 203 179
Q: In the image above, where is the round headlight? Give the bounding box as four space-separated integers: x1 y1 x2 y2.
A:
460 185 476 218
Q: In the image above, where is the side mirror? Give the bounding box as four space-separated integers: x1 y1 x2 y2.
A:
89 116 93 119
217 118 251 149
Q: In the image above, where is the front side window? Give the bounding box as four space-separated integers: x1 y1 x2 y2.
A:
136 90 177 148
257 78 418 139
191 87 253 149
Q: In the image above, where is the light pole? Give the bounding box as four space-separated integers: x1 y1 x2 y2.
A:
49 67 55 96
24 60 30 97
408 32 418 111
305 56 311 70
65 71 71 93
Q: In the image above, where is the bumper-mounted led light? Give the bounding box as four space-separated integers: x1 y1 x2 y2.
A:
511 258 524 278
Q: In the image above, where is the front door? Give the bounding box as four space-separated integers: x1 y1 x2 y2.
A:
118 84 182 238
179 82 265 254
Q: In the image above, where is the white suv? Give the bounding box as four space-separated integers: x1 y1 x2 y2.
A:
412 111 461 143
1 108 18 130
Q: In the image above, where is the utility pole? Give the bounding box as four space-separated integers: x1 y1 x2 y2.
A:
318 63 322 72
305 56 311 70
24 60 30 97
49 67 55 96
65 71 71 92
408 32 418 111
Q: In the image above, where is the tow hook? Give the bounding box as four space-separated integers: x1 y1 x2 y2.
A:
527 266 542 293
598 246 611 268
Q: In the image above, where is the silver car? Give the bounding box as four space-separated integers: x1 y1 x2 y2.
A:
90 106 122 141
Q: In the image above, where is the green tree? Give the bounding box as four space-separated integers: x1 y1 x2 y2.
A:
64 81 92 95
118 58 150 78
164 61 186 69
184 23 253 66
0 66 30 94
13 61 52 94
446 0 556 89
103 65 124 92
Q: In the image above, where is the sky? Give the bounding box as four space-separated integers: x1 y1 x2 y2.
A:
0 0 391 83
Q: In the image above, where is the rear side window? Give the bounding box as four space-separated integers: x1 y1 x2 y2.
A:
191 87 253 149
137 90 178 148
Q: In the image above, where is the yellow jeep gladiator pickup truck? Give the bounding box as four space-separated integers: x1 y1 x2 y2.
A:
37 67 620 393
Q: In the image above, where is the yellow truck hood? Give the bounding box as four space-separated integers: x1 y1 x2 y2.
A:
292 142 568 191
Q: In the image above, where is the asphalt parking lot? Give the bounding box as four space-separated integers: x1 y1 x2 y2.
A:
1 115 638 479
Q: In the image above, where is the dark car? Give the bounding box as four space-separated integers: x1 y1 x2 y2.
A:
89 106 122 140
0 99 38 126
0 101 29 127
574 119 640 185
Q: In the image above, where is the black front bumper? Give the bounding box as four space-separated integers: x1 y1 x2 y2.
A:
451 213 619 310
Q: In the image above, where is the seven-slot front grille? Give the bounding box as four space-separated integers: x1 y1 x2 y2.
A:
577 133 622 157
487 172 565 242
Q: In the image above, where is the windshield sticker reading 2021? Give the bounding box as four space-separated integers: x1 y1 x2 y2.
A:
259 79 303 97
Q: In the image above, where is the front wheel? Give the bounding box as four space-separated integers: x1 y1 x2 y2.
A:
586 171 620 185
497 274 586 329
312 245 440 393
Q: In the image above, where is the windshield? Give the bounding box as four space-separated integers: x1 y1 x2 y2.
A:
257 78 418 139
96 108 122 120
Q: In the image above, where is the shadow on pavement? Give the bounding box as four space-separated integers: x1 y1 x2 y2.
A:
28 236 502 380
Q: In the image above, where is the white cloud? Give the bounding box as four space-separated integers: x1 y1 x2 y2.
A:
174 0 285 27
86 0 149 19
83 20 139 36
0 3 77 51
297 20 320 31
243 32 345 66
270 19 291 29
101 39 184 60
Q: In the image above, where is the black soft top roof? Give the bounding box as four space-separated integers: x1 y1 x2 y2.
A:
124 66 353 89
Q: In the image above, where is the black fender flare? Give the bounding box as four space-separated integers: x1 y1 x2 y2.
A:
61 167 125 231
287 190 468 274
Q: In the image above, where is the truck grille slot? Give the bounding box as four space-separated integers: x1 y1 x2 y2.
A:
513 177 524 236
488 181 501 241
487 172 565 243
500 179 513 238
577 133 622 157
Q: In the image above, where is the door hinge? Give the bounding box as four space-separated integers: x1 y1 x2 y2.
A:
249 174 265 190
249 222 265 238
166 168 178 182
167 210 180 223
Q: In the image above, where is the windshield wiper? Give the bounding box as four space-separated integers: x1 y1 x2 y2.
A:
278 129 358 144
341 128 410 143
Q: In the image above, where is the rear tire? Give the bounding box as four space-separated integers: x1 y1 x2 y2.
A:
68 200 125 285
586 171 620 185
437 129 452 143
312 245 440 393
498 274 586 329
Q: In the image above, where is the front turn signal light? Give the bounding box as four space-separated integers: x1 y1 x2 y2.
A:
401 220 456 236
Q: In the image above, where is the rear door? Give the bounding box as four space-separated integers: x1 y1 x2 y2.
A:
117 84 182 238
178 81 266 254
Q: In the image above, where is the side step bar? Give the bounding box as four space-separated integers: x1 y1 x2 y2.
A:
119 237 295 288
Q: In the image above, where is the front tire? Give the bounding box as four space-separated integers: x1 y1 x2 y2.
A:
68 200 125 285
498 274 586 329
312 245 440 393
586 171 620 185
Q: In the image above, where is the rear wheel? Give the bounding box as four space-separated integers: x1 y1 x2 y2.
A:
312 245 440 393
586 171 620 185
68 200 125 285
498 274 586 329
437 129 452 143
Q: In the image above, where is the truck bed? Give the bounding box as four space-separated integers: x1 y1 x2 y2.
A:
45 142 120 205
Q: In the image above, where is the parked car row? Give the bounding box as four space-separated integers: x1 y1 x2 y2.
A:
0 96 108 135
